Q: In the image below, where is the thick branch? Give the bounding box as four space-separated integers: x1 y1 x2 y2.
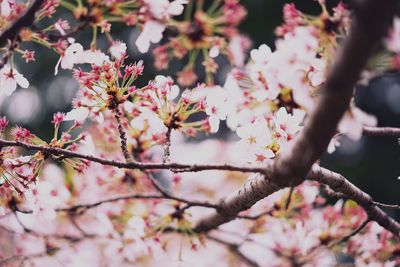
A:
193 0 396 232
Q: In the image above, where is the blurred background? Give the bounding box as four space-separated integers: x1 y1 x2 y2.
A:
1 0 398 218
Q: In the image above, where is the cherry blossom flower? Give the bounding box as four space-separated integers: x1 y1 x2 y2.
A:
236 119 275 163
338 105 377 140
54 19 70 36
136 0 188 53
0 65 29 96
22 50 35 62
51 112 65 127
327 135 341 154
55 43 109 75
385 17 400 53
177 68 197 86
0 0 14 17
274 107 305 141
205 87 230 133
250 44 272 65
227 35 251 67
153 75 180 101
64 107 90 123
109 40 127 59
136 20 166 53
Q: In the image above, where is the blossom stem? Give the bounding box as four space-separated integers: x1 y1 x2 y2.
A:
163 124 173 163
112 103 132 162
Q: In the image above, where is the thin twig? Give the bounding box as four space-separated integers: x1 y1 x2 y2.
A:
55 193 165 213
372 201 400 210
285 186 294 210
309 165 400 238
237 209 274 220
163 124 173 163
320 184 348 199
12 193 217 215
329 219 370 247
112 102 132 162
207 235 260 267
0 139 268 174
362 126 400 137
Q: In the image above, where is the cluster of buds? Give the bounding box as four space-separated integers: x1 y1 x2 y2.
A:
0 113 88 201
135 76 210 135
0 120 44 196
124 76 218 153
276 1 350 61
152 0 250 86
70 52 144 122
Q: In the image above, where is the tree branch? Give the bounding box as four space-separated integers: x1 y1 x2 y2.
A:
309 165 400 237
329 219 370 247
193 0 396 233
362 126 400 137
207 235 260 267
372 201 400 210
110 98 132 162
0 139 268 174
0 0 45 46
1 139 398 235
163 124 173 163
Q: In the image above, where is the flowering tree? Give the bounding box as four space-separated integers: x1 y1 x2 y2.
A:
0 0 399 266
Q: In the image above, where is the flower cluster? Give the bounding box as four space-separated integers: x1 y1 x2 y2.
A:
0 112 88 202
223 2 378 155
151 0 250 86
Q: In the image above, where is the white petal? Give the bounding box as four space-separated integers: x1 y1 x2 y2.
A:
209 46 220 58
15 73 29 88
209 116 220 133
1 0 11 17
148 21 166 43
61 55 76 70
82 50 109 66
3 78 16 95
64 107 89 122
167 85 180 100
135 31 151 53
54 56 62 75
168 0 187 16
